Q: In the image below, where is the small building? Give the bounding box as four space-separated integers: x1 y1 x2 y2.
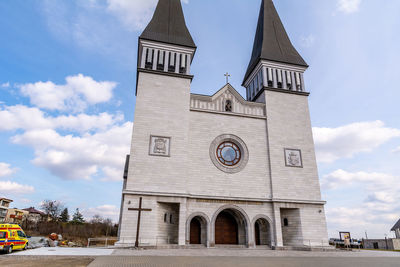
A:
5 208 29 224
363 239 400 250
391 219 400 239
0 197 13 223
23 207 46 223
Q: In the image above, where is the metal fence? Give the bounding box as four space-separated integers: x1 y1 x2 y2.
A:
87 237 118 247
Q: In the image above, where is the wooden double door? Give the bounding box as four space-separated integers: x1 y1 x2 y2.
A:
215 211 238 245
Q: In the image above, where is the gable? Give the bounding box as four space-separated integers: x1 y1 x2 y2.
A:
190 84 265 117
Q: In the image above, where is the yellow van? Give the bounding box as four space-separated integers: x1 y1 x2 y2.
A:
0 224 29 253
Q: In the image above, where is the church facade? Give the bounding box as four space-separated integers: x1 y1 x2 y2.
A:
117 0 329 249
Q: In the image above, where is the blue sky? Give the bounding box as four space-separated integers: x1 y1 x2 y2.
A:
1 0 399 239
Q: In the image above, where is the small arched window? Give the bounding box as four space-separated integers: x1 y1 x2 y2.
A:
164 213 167 223
170 214 173 224
283 218 289 227
225 100 232 112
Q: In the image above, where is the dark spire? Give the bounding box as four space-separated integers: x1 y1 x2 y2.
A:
140 0 196 48
243 0 307 83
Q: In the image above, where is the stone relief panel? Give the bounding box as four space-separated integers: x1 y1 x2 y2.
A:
149 135 171 157
284 149 302 168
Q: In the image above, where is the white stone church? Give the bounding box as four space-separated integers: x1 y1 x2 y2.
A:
117 0 329 249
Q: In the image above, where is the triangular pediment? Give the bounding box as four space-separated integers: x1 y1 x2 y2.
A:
190 84 265 117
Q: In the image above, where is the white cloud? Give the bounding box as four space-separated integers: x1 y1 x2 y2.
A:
0 181 35 194
321 169 398 191
0 162 16 178
19 74 117 112
392 146 400 153
300 34 315 48
106 0 158 31
337 0 362 14
105 0 189 31
12 122 132 181
322 169 400 238
313 121 400 163
0 105 123 133
1 82 10 88
84 204 119 222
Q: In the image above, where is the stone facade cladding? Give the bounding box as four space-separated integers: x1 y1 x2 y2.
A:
119 71 328 248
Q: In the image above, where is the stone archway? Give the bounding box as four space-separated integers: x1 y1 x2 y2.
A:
211 205 251 246
252 215 273 248
186 212 209 246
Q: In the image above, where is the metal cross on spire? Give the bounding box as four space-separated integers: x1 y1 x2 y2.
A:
224 72 231 84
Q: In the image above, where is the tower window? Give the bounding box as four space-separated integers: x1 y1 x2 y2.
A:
157 50 165 71
225 100 232 112
170 214 173 224
283 218 289 227
145 48 153 69
164 213 167 223
168 52 176 72
179 54 187 74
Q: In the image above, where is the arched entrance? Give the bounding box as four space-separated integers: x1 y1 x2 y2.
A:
215 211 238 244
212 207 249 246
190 217 201 244
187 214 209 246
254 218 271 247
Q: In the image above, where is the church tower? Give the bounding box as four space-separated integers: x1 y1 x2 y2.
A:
243 0 328 247
118 0 329 249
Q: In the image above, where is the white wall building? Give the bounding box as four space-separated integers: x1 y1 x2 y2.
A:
118 0 329 249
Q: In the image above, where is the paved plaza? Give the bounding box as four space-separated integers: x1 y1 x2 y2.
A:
2 248 400 267
88 256 400 267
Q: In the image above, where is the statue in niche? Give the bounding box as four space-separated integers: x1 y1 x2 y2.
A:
225 100 232 112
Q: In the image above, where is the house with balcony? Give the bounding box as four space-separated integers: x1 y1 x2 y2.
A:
0 197 13 223
5 208 29 224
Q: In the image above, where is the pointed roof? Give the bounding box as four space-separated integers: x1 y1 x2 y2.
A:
140 0 196 48
391 218 400 231
243 0 307 83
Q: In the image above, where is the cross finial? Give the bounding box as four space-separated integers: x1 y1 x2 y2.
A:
224 72 231 84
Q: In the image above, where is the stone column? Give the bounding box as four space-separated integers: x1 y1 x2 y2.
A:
273 203 283 247
140 47 147 69
152 49 158 70
272 69 278 88
300 73 306 92
175 53 180 73
186 54 191 75
178 198 187 246
262 67 268 87
164 52 170 72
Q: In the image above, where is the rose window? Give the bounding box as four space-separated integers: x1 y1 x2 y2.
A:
216 142 241 166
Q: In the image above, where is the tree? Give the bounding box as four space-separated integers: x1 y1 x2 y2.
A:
71 208 85 224
90 214 103 224
60 208 69 222
40 200 64 221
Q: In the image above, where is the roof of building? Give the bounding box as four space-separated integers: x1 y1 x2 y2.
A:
0 198 13 202
391 218 400 231
23 207 45 215
243 0 307 84
140 0 196 48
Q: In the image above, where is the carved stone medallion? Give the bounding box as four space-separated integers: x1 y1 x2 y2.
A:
284 148 302 168
149 135 171 157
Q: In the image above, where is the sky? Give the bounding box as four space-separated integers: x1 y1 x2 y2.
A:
0 0 399 239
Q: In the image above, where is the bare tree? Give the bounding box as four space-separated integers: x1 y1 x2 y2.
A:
40 200 64 221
